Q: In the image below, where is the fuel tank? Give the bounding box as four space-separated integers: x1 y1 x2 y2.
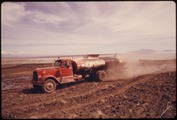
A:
70 55 126 73
71 58 105 73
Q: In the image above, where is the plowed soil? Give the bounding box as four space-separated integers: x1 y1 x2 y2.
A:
1 59 176 119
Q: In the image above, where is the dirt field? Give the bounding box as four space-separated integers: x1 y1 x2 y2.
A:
1 58 176 119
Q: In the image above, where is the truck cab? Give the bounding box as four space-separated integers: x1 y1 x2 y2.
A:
32 59 80 93
54 59 73 78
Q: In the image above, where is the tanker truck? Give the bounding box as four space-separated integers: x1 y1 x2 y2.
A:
32 54 127 93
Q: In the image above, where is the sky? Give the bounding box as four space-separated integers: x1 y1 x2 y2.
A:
1 1 176 56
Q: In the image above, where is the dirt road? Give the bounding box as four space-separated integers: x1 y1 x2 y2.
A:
1 59 176 118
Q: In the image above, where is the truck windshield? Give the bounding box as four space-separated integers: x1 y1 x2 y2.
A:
54 60 62 66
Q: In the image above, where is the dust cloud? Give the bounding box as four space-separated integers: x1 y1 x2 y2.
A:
112 52 176 79
125 62 162 78
110 56 176 80
110 59 176 80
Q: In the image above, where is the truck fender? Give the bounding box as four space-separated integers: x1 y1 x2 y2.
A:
43 75 61 84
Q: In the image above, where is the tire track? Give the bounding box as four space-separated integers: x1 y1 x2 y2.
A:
2 71 174 119
2 81 115 111
23 74 155 118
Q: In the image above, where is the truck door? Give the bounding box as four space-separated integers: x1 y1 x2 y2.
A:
61 60 73 77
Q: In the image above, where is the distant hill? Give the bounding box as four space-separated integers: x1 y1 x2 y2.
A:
129 49 156 54
1 52 40 58
162 50 176 52
129 49 176 54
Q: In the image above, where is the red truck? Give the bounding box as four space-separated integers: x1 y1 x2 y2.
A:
32 54 126 93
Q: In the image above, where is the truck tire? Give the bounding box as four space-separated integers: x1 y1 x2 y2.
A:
42 79 56 93
95 70 107 82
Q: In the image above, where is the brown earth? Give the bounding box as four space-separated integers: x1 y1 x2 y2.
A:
1 59 176 119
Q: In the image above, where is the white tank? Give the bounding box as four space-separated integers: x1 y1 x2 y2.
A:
73 58 106 70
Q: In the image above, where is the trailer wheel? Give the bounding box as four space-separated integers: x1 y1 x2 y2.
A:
42 79 56 93
95 70 107 82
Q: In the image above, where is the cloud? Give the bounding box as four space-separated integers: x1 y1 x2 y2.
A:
1 2 176 56
28 11 67 25
2 2 26 26
1 51 14 55
1 51 25 55
2 2 69 26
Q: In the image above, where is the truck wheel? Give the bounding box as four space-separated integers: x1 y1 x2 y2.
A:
42 79 56 93
95 70 107 82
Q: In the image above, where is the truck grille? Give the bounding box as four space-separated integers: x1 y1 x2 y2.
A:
33 71 38 81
